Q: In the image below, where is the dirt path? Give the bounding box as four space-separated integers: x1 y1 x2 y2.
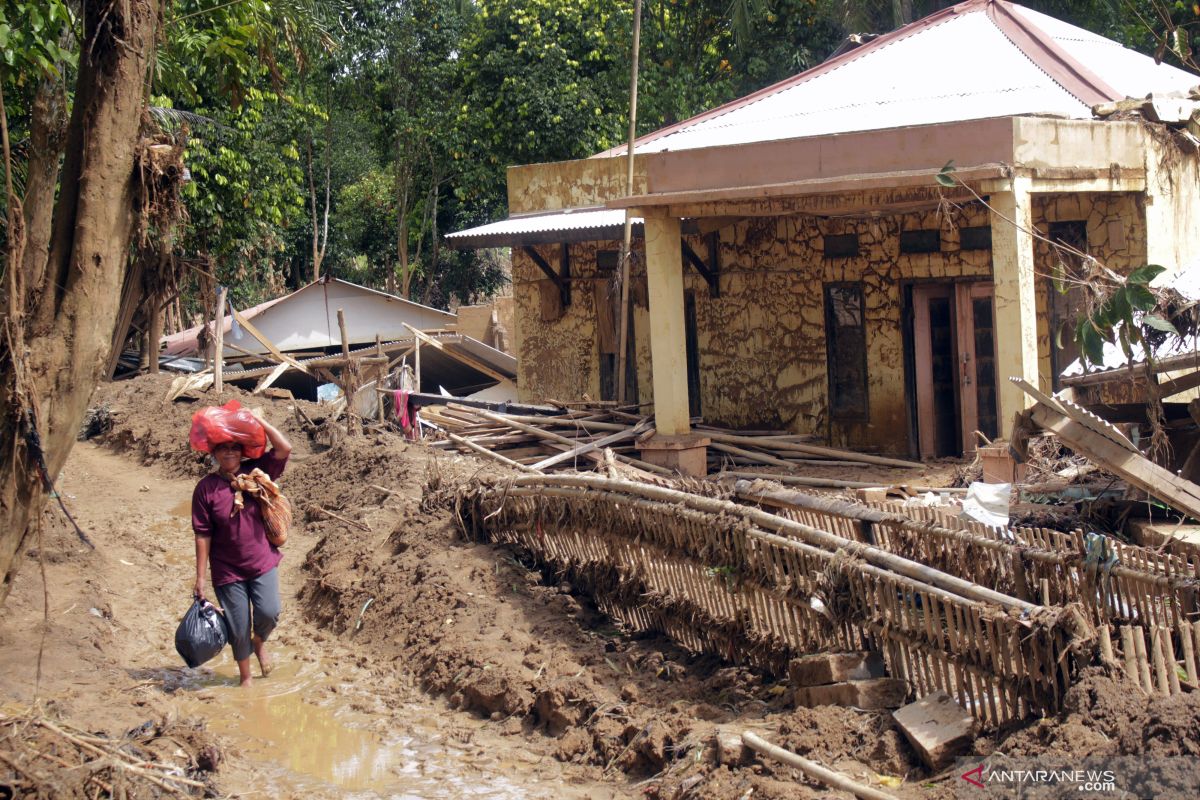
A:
0 442 620 798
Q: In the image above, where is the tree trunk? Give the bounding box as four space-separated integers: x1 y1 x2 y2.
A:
0 0 164 605
22 61 70 333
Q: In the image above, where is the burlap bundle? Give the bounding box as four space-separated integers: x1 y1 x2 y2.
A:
230 468 292 547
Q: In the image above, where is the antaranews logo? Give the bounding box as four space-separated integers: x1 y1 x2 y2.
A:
961 764 986 789
954 756 1199 799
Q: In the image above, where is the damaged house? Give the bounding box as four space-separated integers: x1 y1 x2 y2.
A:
447 0 1200 471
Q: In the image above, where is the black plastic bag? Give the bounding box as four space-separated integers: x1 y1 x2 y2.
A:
174 598 228 668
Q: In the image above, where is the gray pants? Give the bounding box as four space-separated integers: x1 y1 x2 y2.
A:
215 567 280 662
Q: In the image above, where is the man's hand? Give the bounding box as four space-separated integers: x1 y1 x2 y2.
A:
193 577 206 601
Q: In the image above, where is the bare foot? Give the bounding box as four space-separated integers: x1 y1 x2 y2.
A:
252 635 273 677
240 677 253 688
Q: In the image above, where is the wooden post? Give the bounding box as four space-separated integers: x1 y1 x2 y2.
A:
990 178 1039 437
337 308 350 359
213 286 227 392
147 297 163 374
639 207 690 436
414 337 422 393
616 0 643 403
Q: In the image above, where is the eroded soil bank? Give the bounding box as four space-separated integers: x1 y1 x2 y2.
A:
4 373 1200 799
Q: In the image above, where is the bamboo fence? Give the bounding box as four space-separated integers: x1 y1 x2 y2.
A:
455 475 1092 727
736 484 1200 699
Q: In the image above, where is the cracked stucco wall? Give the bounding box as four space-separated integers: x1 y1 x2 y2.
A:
513 189 1154 455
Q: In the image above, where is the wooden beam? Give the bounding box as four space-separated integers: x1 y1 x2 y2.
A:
401 323 508 383
680 236 719 297
1028 400 1200 521
253 362 290 395
229 307 309 375
214 286 227 392
523 245 570 307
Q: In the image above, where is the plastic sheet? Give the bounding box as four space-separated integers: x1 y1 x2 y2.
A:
189 399 266 458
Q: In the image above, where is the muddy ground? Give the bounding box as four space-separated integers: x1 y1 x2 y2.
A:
2 373 1199 799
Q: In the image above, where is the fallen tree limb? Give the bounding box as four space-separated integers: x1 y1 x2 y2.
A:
741 731 897 800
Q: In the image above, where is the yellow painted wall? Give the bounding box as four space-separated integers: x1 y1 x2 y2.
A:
513 189 1153 455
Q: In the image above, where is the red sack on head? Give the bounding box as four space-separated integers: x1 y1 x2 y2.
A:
189 400 267 459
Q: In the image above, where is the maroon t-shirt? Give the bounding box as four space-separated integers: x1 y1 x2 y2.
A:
192 451 288 587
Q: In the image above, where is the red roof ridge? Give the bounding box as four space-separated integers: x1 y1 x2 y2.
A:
986 0 1121 106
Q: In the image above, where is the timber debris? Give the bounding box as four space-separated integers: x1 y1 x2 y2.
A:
424 402 922 477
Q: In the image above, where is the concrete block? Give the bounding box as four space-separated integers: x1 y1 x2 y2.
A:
795 678 909 710
713 728 747 767
892 691 976 770
789 651 886 687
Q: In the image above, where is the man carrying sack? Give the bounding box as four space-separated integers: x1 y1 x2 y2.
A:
189 400 293 687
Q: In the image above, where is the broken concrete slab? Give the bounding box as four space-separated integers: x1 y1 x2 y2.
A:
789 651 886 687
892 691 976 770
795 678 908 710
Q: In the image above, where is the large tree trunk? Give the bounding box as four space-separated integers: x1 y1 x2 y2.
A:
0 1 164 605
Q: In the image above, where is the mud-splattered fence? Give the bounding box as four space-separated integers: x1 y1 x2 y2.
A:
455 475 1093 727
736 483 1200 700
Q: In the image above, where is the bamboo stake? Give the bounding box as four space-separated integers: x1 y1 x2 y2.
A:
1162 626 1182 694
741 732 897 800
1151 626 1171 696
1132 627 1154 693
1180 619 1198 687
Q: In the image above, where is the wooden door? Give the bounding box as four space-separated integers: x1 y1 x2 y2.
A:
912 282 998 458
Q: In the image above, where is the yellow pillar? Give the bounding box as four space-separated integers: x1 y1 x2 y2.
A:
991 178 1039 438
640 207 691 436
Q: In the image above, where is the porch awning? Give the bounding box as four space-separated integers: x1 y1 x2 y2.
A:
445 208 642 249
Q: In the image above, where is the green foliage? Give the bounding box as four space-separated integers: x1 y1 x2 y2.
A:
1074 264 1177 367
0 0 74 77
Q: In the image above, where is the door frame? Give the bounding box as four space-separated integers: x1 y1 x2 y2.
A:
908 279 996 459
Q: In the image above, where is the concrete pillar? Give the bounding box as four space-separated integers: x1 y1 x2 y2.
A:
640 208 691 436
990 178 1038 438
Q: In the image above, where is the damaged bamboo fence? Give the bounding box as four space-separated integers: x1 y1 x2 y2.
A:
455 474 1092 726
734 482 1200 699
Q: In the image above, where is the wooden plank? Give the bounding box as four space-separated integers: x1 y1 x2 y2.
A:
230 307 310 375
253 362 290 395
1028 401 1200 520
214 286 227 392
1012 377 1137 453
402 323 508 383
523 245 571 308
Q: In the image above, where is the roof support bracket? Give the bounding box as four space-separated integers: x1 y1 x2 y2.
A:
680 232 720 297
524 244 571 308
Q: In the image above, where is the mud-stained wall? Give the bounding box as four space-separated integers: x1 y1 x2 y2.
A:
508 156 646 213
512 187 1156 455
1030 193 1147 388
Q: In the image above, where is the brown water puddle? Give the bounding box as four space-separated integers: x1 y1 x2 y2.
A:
168 644 604 798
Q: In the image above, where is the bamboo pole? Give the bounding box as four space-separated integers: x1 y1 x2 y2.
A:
741 732 897 800
445 431 541 473
615 0 643 404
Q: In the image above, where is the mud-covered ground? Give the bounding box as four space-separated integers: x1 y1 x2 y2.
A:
3 373 1200 799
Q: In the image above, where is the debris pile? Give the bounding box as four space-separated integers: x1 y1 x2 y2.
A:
0 709 217 798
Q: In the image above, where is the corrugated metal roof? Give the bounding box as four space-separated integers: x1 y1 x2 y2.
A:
604 0 1197 156
1010 5 1200 99
445 208 641 248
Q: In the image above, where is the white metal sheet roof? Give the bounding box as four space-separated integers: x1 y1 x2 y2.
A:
1010 5 1199 99
445 208 641 248
615 0 1199 156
